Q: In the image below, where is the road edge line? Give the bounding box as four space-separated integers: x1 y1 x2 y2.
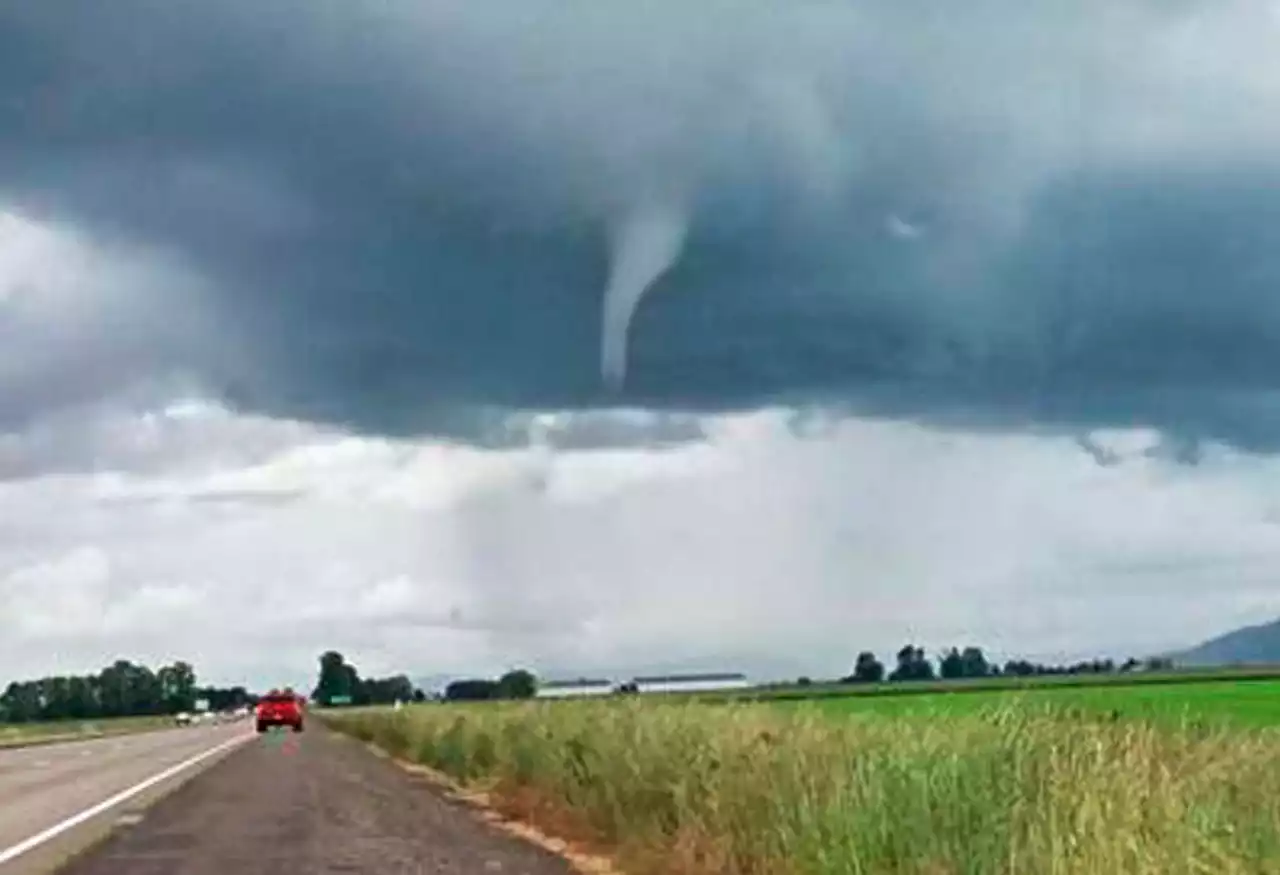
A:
0 732 253 866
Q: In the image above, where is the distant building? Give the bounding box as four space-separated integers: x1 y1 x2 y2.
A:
535 678 615 699
630 673 750 695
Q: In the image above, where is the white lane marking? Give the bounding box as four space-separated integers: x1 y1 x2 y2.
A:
0 732 252 866
32 761 49 769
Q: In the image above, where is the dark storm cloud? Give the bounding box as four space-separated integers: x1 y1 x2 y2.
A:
4 1 1280 448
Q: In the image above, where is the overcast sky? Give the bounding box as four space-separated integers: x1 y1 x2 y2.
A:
3 1 1280 691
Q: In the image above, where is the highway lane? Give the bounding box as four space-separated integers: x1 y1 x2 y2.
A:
0 722 254 874
56 727 576 874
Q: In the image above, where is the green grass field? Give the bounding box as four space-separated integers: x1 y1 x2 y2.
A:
728 665 1280 701
0 714 174 748
789 678 1280 727
321 677 1280 875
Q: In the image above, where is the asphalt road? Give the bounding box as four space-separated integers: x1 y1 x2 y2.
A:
0 722 253 874
6 725 575 875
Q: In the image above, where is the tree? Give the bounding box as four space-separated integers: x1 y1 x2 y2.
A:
497 669 537 700
1 681 40 722
847 651 885 684
889 645 934 682
158 661 197 713
940 646 991 680
445 679 499 701
361 674 415 705
314 651 360 706
959 647 990 678
1003 659 1035 677
939 647 964 680
99 660 160 717
42 676 72 720
66 676 96 719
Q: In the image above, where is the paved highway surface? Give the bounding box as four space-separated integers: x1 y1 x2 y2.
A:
2 724 574 874
0 722 251 874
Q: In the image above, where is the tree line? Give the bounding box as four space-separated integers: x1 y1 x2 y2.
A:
0 659 252 723
442 669 537 702
839 645 1176 684
8 643 1174 724
312 652 540 705
311 651 421 706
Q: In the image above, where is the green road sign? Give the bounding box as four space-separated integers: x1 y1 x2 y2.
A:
328 695 352 706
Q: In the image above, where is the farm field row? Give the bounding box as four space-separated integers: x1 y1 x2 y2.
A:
321 677 1280 875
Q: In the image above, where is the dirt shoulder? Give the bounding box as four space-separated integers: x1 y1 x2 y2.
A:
54 726 576 875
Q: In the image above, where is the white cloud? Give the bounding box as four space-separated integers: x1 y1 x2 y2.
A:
2 396 1279 691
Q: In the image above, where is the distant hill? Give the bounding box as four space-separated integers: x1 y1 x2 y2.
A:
1172 618 1280 667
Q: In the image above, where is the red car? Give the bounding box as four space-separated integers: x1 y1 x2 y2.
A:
256 689 305 733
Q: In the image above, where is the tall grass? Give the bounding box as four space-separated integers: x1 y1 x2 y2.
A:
323 700 1280 875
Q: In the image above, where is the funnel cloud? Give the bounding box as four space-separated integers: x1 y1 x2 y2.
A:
601 203 690 391
2 1 1280 450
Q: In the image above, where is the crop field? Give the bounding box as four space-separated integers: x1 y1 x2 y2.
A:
322 679 1280 875
732 665 1280 701
0 714 174 748
791 678 1280 727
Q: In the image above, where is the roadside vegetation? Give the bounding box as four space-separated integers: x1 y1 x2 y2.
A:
0 714 176 748
323 689 1280 875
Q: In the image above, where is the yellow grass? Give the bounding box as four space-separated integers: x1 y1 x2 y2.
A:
322 700 1280 874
